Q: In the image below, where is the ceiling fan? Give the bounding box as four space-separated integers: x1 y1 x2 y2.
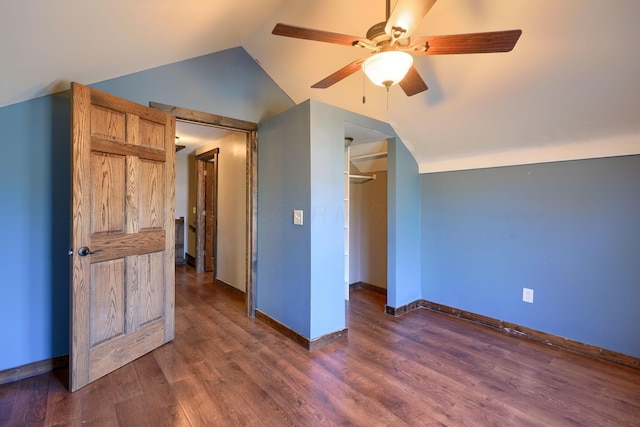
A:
272 0 522 96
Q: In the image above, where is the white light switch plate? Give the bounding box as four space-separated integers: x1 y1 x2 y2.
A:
293 210 303 225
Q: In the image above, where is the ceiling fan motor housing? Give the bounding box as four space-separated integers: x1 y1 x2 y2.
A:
366 22 388 42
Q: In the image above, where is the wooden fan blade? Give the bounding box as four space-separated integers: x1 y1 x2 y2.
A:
311 59 365 89
413 29 522 55
272 23 362 46
385 0 437 40
399 66 428 96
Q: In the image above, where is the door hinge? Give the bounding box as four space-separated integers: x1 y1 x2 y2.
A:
204 170 207 176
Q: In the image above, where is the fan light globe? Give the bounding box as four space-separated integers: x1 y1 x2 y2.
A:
363 51 413 88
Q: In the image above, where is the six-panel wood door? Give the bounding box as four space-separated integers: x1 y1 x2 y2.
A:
70 82 176 391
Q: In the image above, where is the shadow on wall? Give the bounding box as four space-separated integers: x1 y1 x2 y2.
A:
50 92 71 359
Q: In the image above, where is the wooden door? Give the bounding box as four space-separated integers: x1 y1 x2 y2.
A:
205 158 218 273
70 83 175 391
195 147 218 274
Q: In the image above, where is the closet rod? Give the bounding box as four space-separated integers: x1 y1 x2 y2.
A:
349 174 376 180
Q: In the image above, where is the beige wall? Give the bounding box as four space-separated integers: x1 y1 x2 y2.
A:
349 170 387 288
175 151 190 258
195 132 247 292
349 178 362 284
176 152 198 258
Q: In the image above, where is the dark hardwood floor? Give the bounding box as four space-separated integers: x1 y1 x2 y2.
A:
2 265 640 426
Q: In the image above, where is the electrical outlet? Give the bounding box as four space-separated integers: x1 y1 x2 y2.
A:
523 288 534 303
293 209 303 226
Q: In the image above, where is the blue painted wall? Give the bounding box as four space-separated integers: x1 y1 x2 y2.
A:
309 101 346 338
257 100 350 340
257 101 313 337
387 137 421 308
257 102 422 340
421 155 640 357
0 94 70 371
0 47 294 371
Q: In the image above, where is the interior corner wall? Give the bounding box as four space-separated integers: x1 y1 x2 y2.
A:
387 137 421 308
257 101 312 338
420 155 640 358
0 46 294 372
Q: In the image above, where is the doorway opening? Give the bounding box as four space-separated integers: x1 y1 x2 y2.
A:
151 102 258 317
344 122 391 302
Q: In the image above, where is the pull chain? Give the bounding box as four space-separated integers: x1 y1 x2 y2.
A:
386 86 389 109
362 70 366 104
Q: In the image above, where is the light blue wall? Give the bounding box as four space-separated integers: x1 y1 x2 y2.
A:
0 47 294 371
387 138 421 308
0 94 70 371
257 100 351 340
257 102 422 339
257 101 313 337
421 155 640 357
309 101 346 338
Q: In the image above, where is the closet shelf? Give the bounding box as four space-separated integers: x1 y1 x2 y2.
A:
350 152 388 161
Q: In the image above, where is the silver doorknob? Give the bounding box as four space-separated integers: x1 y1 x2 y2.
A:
78 247 94 256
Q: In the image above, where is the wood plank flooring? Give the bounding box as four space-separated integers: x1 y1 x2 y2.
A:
1 265 639 426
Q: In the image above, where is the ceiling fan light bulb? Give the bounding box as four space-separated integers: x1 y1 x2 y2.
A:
363 51 413 88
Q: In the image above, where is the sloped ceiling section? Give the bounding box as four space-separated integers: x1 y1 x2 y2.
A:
2 0 640 172
0 0 287 107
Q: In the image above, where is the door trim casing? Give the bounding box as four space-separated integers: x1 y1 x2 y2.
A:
150 102 257 317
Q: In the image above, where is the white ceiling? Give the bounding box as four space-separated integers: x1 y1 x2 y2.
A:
2 0 639 172
176 121 233 156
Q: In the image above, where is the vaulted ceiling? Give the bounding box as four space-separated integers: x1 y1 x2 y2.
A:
2 0 639 172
